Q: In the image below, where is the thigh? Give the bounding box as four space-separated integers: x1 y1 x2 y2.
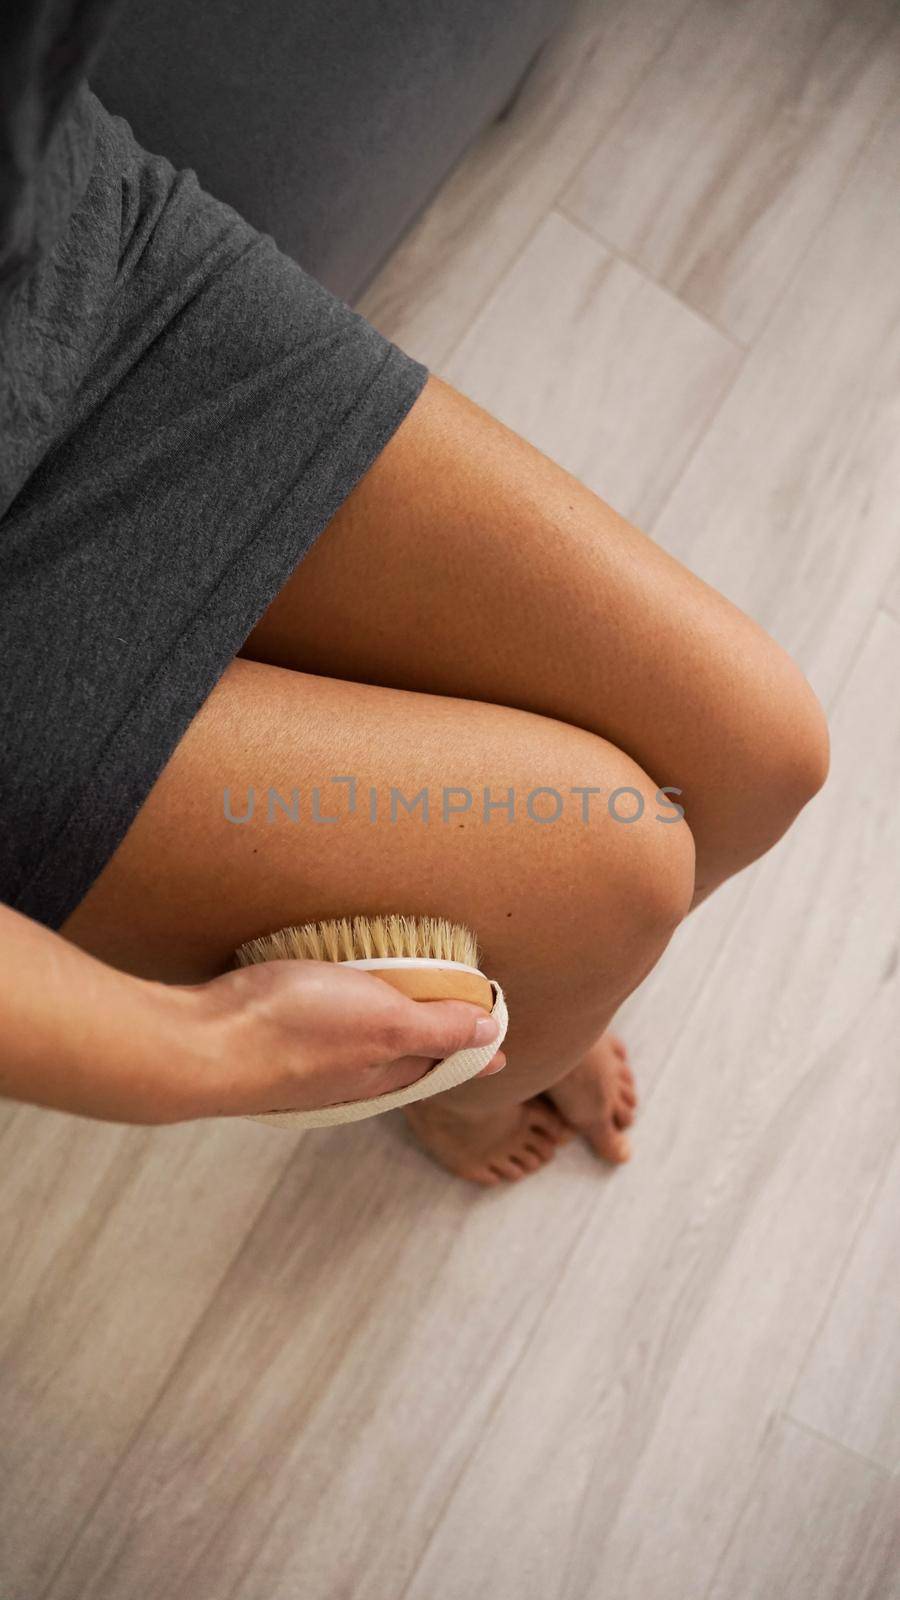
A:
240 373 825 888
59 656 693 1075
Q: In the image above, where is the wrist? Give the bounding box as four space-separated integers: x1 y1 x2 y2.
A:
144 971 267 1123
134 977 230 1123
79 975 208 1125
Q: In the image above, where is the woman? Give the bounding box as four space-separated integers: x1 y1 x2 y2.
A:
0 1 829 1184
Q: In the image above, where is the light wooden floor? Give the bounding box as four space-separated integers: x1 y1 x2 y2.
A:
3 3 900 1596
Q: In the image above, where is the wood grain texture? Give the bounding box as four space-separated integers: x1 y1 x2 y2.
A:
41 615 900 1600
40 1120 609 1600
788 1138 900 1472
708 1418 900 1600
358 0 697 368
561 0 899 343
2 8 898 1598
441 209 741 528
883 561 900 625
650 88 900 711
0 1112 294 1598
395 614 900 1600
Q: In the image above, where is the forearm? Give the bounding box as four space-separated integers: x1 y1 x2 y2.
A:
0 902 504 1129
0 901 196 1124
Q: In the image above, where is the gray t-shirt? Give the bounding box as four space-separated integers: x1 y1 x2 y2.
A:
0 0 127 297
0 2 428 929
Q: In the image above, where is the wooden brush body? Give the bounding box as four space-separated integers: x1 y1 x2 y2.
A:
233 914 494 1012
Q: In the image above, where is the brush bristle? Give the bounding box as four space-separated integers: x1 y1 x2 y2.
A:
233 914 481 970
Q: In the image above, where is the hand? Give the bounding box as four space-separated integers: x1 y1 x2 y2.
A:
171 957 506 1121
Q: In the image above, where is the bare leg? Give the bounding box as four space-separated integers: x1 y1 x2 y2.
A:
63 377 827 1180
231 374 829 1164
240 375 830 906
61 657 695 1181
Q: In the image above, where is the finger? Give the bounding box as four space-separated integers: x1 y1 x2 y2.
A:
382 1053 445 1089
381 1045 506 1093
478 1050 507 1076
380 997 500 1066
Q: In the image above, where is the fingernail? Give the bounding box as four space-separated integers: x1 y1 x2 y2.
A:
472 1015 499 1045
482 1052 507 1075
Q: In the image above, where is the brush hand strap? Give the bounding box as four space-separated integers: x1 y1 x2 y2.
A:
245 980 508 1130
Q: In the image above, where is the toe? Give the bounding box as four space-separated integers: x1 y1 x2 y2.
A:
510 1150 541 1175
468 1166 502 1186
530 1098 575 1143
495 1156 527 1181
613 1103 635 1129
525 1122 560 1152
523 1135 555 1163
590 1121 632 1164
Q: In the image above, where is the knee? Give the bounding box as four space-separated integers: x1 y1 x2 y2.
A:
555 732 697 969
776 669 831 814
608 780 697 945
739 646 830 840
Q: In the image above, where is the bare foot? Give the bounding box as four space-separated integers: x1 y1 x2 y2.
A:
402 1095 574 1186
544 1032 638 1163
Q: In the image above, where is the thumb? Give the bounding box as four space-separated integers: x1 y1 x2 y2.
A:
393 998 500 1062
